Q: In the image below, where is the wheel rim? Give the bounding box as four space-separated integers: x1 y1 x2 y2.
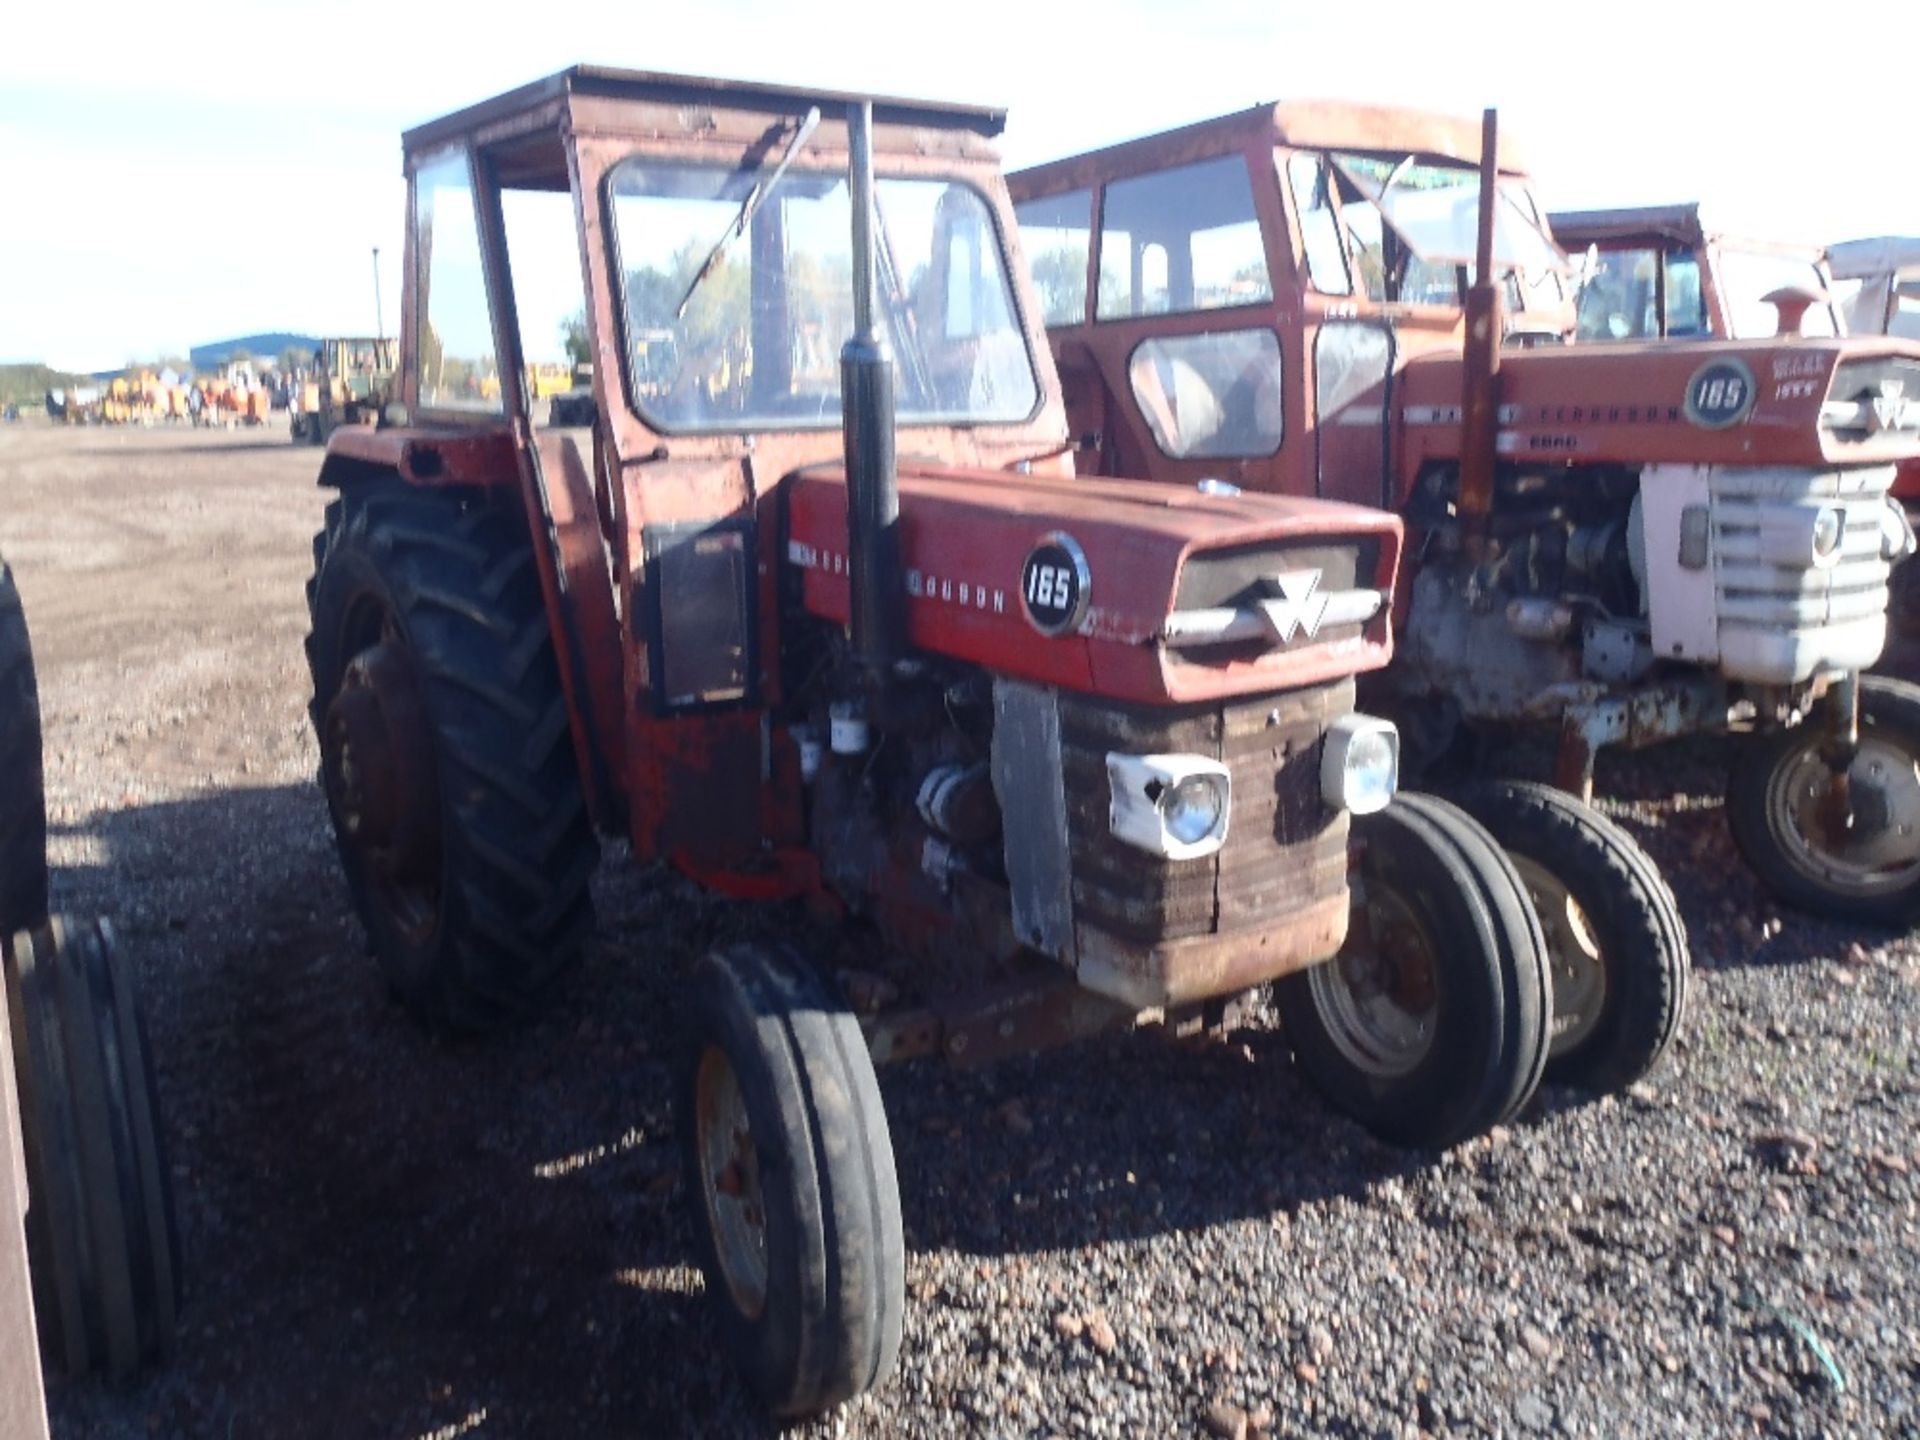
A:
1312 876 1440 1079
1765 730 1920 898
694 1044 769 1320
1512 855 1606 1057
322 601 443 946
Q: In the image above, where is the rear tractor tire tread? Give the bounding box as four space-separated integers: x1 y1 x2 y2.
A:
304 482 598 1031
0 558 49 939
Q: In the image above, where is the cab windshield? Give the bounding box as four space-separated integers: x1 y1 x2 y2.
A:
608 161 1039 431
1287 149 1565 308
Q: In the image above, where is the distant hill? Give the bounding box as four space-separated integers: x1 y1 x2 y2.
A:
190 334 322 369
0 362 95 408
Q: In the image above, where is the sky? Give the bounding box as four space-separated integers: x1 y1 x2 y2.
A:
1 0 1911 372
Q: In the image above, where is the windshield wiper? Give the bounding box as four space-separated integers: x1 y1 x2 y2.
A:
675 106 821 320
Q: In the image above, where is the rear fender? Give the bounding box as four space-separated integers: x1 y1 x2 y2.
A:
315 423 627 836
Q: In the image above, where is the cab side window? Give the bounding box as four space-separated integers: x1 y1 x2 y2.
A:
1014 189 1095 326
1096 157 1271 321
414 147 503 413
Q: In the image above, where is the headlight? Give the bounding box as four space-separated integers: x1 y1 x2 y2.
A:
1758 503 1846 570
1162 775 1226 845
1321 714 1399 815
1812 506 1845 560
1106 753 1231 860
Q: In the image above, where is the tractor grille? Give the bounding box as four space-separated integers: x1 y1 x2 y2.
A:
1055 679 1352 944
1710 464 1896 681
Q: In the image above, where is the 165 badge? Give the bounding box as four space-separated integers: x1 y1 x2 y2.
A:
1684 357 1756 430
1020 532 1091 636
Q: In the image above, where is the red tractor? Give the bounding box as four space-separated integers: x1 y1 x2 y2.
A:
1009 103 1920 931
300 70 1656 1415
1 557 180 1408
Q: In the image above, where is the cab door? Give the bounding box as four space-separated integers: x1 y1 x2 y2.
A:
1089 152 1295 489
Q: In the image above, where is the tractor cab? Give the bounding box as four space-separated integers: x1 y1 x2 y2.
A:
1548 202 1841 343
1010 102 1573 505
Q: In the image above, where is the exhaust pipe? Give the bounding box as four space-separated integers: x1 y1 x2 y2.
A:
842 100 905 669
1458 106 1503 558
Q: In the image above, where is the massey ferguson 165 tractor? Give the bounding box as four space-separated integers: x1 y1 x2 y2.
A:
1009 103 1920 944
1 556 180 1395
1544 208 1920 676
304 69 1578 1415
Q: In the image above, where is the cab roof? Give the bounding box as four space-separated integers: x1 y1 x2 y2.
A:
1009 100 1530 196
402 65 1008 158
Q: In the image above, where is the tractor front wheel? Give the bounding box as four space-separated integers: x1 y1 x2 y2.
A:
6 918 180 1376
677 942 905 1417
1278 792 1551 1149
305 481 599 1030
1453 780 1689 1092
1728 676 1920 927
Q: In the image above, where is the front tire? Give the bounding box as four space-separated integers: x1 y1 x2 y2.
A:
1453 781 1689 1092
0 557 49 940
1728 676 1920 926
6 918 181 1377
1278 792 1551 1149
677 943 905 1417
305 481 599 1030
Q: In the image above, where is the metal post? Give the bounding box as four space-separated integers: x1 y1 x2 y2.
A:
0 964 52 1440
842 101 905 669
372 246 385 343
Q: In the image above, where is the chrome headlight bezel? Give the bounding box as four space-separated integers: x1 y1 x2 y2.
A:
1106 752 1232 860
1321 714 1399 815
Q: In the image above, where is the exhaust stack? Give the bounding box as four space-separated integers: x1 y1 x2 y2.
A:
842 100 905 669
1458 106 1503 555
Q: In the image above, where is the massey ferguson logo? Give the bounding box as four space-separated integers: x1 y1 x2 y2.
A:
1264 569 1331 642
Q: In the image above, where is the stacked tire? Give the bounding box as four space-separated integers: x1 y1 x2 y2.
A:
2 556 180 1377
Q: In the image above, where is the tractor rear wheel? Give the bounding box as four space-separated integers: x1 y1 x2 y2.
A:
1453 780 1689 1092
6 918 180 1377
1728 676 1920 927
1278 792 1551 1149
677 942 905 1417
305 481 599 1031
0 557 49 940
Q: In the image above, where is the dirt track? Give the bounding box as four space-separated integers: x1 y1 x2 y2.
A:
4 419 1918 1440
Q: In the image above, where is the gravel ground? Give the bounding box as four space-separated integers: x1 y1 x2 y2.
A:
2 418 1916 1440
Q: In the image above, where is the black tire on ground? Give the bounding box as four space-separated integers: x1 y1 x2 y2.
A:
0 557 49 940
677 942 905 1417
304 480 599 1031
1453 780 1689 1092
1277 792 1551 1149
1727 676 1920 927
5 917 180 1377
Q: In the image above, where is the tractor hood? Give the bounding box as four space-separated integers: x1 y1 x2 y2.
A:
785 463 1402 705
1397 336 1920 471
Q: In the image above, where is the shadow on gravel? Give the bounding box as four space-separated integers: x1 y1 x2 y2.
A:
75 438 297 457
39 783 776 1440
42 752 1865 1438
